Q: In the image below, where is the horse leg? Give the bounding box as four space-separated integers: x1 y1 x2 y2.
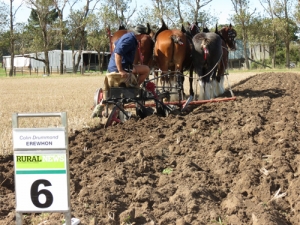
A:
216 68 224 96
219 75 225 95
213 69 220 97
169 71 180 102
189 66 194 97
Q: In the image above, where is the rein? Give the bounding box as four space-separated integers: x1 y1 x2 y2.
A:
198 51 223 80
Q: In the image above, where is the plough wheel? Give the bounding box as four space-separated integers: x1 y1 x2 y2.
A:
105 103 122 128
94 88 103 106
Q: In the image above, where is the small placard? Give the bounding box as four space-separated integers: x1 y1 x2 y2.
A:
13 129 66 149
14 152 68 211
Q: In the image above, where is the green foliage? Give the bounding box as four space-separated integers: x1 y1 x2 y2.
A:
124 215 131 223
289 43 300 63
162 168 173 175
275 47 286 66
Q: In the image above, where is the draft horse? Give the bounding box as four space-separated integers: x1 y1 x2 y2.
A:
190 24 237 100
214 24 237 96
108 23 154 67
153 19 193 102
192 31 223 100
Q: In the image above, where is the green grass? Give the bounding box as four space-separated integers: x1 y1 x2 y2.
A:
1 62 299 78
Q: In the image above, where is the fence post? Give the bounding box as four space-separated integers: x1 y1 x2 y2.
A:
80 66 83 74
30 66 31 76
57 66 59 74
43 67 45 74
64 65 66 74
51 66 52 74
14 67 16 76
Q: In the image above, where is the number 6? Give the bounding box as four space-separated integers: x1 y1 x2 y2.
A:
30 179 53 208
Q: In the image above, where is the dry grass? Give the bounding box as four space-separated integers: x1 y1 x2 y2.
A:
0 75 106 155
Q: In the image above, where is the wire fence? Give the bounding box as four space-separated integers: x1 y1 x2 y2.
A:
3 65 105 76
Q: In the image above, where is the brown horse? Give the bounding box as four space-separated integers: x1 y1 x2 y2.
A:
213 24 237 96
109 25 154 67
153 19 193 101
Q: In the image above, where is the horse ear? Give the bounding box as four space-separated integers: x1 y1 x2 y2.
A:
161 18 168 30
146 22 151 35
181 24 186 33
215 24 218 33
229 23 233 29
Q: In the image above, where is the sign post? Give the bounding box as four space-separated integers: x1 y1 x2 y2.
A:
12 112 71 225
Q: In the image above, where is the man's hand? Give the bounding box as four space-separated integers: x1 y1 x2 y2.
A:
119 70 128 78
115 53 128 77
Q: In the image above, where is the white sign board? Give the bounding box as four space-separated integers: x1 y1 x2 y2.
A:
14 152 69 211
13 129 66 149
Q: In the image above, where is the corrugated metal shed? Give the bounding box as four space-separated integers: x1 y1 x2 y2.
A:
3 50 111 71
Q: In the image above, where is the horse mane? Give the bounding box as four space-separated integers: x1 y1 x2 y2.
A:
215 24 226 43
153 18 169 42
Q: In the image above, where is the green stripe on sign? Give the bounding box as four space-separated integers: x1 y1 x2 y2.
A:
16 162 65 169
16 170 66 174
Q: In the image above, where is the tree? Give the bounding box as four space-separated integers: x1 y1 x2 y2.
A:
231 0 256 69
272 0 298 68
86 14 110 72
259 0 279 68
0 1 9 67
103 0 136 27
86 4 119 72
66 0 100 74
54 0 68 74
182 0 212 24
25 0 60 75
248 16 273 66
135 0 217 31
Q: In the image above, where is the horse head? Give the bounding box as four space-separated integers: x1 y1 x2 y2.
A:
219 24 237 50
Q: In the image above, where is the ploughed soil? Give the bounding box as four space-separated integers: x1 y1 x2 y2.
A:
1 72 300 225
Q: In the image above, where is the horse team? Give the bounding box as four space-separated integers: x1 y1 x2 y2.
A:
109 20 237 101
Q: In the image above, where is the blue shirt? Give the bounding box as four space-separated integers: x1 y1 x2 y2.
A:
108 32 138 72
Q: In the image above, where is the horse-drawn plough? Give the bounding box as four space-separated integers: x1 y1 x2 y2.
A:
91 70 236 128
91 20 237 127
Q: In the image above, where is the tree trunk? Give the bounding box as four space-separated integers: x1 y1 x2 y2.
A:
74 51 82 74
98 52 101 72
60 40 64 74
44 50 50 75
72 49 77 74
9 0 14 77
285 41 290 68
243 39 249 69
272 44 276 68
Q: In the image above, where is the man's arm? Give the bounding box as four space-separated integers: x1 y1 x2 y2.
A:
115 53 127 77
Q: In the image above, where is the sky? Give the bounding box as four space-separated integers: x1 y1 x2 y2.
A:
4 0 261 25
